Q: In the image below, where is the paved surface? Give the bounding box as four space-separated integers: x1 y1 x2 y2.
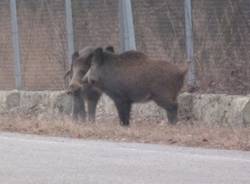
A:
0 133 250 184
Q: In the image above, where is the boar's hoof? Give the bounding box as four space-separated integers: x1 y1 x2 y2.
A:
120 121 130 127
167 112 178 125
89 79 96 85
72 114 86 123
66 90 73 95
168 116 178 125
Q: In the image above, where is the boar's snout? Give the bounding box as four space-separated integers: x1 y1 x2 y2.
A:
88 73 99 86
88 78 96 85
68 81 82 94
83 69 98 86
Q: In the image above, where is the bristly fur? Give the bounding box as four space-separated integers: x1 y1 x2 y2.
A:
87 49 188 126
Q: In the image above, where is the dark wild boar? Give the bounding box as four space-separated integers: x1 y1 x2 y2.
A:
65 46 114 122
83 47 188 126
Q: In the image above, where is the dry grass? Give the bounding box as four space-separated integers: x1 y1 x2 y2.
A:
0 114 249 151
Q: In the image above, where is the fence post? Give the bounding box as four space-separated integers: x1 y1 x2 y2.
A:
184 0 196 89
10 0 22 89
65 0 74 65
119 0 136 52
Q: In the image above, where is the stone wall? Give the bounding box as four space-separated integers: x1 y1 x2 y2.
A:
1 90 250 127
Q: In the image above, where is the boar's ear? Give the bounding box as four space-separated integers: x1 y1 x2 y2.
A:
93 47 104 65
72 51 79 62
105 46 114 53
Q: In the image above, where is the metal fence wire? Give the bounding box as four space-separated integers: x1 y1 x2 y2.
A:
0 0 250 95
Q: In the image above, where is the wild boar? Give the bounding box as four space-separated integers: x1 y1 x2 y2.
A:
83 47 188 126
65 46 114 122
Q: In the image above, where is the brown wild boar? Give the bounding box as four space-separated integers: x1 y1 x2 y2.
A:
83 47 188 126
65 46 114 122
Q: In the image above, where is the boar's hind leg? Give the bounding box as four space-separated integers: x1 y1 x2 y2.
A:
113 98 131 126
153 98 178 125
72 91 86 122
86 92 101 123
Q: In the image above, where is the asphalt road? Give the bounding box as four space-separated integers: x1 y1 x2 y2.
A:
0 133 250 184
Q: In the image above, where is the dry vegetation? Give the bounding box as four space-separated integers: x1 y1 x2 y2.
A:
0 114 249 151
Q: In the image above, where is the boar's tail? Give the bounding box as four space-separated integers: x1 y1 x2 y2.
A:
176 62 189 91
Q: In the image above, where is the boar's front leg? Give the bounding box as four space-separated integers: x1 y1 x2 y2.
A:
166 103 178 124
72 90 86 122
113 98 132 126
86 91 101 123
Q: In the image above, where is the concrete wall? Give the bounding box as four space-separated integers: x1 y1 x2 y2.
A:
1 90 250 127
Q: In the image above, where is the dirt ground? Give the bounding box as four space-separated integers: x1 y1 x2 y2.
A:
0 114 249 151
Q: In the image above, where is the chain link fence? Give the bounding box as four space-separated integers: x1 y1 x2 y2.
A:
0 0 250 94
